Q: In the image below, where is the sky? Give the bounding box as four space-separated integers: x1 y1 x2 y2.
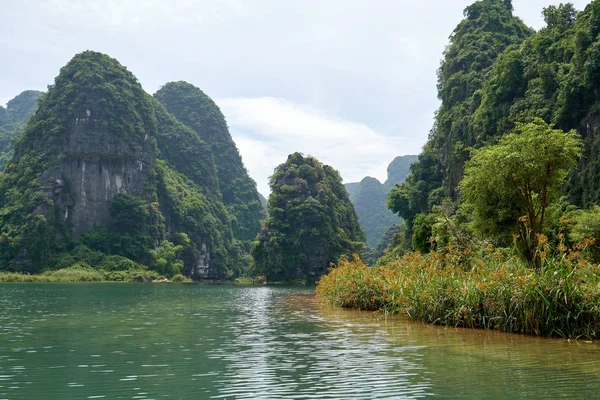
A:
0 0 592 195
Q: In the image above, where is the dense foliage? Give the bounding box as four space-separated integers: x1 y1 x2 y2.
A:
319 1 600 339
318 240 600 339
0 51 259 279
461 119 582 266
0 90 43 169
154 82 263 247
0 51 158 273
252 153 364 283
388 0 532 251
386 1 600 257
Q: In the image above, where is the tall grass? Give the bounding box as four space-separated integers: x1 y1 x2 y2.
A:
0 264 163 283
317 240 600 338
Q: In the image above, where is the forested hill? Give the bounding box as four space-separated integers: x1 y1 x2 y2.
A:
388 0 600 252
345 155 417 247
154 82 263 248
0 90 43 169
0 51 262 279
252 153 364 283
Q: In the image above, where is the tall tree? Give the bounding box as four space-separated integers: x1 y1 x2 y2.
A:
460 119 582 266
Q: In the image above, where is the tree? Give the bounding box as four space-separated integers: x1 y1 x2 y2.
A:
460 119 582 267
543 3 578 32
150 240 184 276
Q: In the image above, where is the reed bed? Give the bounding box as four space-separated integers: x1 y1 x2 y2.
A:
317 242 600 339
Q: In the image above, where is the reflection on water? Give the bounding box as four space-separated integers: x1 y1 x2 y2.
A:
0 283 599 399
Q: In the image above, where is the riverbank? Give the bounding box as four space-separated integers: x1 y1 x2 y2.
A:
317 248 600 339
0 265 191 283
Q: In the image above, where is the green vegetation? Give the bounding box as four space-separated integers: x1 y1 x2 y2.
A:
349 177 398 248
345 155 416 251
386 1 600 256
0 90 43 170
155 160 240 279
388 0 532 250
0 265 163 283
317 241 600 339
461 119 582 266
319 1 600 339
154 82 263 248
0 51 261 281
252 153 364 283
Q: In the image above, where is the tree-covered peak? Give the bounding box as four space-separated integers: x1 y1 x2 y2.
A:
154 81 228 141
15 50 156 155
253 152 363 283
154 80 262 246
463 0 514 21
5 90 43 122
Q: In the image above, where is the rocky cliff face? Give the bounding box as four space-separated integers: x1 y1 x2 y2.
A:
46 98 155 236
12 52 156 236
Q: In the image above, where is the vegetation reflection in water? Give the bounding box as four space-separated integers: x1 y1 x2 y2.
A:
1 283 600 399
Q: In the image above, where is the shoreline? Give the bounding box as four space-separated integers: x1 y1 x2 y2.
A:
316 251 600 339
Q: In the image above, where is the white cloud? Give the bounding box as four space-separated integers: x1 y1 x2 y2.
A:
219 97 416 196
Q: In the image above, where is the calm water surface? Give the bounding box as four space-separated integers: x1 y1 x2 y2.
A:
1 283 599 399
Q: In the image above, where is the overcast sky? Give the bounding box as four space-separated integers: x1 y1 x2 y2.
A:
0 0 591 195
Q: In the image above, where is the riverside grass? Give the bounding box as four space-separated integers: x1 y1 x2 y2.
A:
317 239 600 339
0 264 164 283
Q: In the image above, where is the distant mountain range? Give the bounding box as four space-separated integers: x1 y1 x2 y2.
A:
345 155 417 247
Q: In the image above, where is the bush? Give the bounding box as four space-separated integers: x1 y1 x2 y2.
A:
171 273 189 283
570 206 600 261
99 255 140 271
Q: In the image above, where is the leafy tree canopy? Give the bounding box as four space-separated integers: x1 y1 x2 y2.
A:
460 119 582 265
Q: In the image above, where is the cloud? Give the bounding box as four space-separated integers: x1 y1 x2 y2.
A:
219 97 415 196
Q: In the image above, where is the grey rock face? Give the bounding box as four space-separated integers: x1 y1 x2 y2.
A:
43 105 155 236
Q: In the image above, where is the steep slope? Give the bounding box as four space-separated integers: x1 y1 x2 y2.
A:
152 99 239 278
6 51 157 239
0 51 239 279
252 153 364 283
388 0 533 249
384 155 418 188
349 177 398 248
154 82 262 247
471 1 600 207
0 90 43 169
344 155 416 247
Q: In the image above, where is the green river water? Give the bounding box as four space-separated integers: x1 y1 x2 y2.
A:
0 283 599 399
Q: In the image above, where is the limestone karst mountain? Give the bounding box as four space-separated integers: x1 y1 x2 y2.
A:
0 51 261 279
344 155 417 248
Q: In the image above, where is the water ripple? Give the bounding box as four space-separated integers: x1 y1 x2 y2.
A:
1 284 600 398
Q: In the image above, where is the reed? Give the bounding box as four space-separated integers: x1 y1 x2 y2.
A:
317 239 600 338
